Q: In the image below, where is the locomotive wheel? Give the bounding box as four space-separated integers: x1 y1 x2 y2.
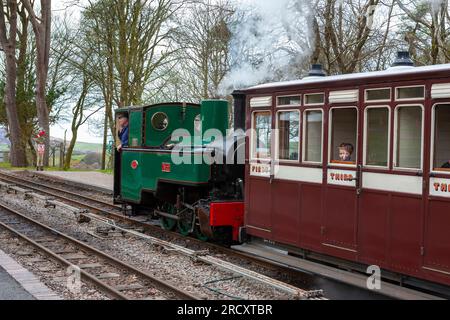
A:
159 203 177 231
194 225 209 242
177 219 192 236
160 217 177 231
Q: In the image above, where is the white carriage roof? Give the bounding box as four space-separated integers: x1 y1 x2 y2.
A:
245 64 450 91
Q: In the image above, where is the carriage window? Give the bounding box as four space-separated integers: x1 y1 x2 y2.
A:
365 88 391 102
395 106 422 169
305 93 325 105
396 86 425 100
277 111 299 161
365 108 389 167
433 104 450 171
330 108 357 164
277 96 301 107
304 110 322 162
252 112 272 159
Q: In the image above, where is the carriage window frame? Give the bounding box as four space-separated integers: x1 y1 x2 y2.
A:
431 103 450 174
275 109 300 162
363 106 391 169
276 95 302 108
302 109 324 164
365 88 391 103
395 85 425 102
304 93 325 106
393 104 424 172
251 110 273 161
328 106 359 167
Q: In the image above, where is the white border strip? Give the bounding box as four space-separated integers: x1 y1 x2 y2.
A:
362 172 422 195
274 165 322 184
0 249 61 300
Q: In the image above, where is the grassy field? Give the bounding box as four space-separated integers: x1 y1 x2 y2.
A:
0 162 113 174
0 139 111 173
74 141 103 153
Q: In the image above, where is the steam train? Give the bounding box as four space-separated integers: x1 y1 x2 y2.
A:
114 52 450 293
113 100 246 243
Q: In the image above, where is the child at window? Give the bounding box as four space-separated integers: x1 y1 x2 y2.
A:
338 143 354 162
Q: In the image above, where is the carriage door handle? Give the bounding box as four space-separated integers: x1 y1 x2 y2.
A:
354 164 362 196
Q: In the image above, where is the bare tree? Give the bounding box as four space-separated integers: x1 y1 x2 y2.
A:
0 0 27 166
398 0 450 65
173 0 234 100
22 0 52 166
311 0 401 74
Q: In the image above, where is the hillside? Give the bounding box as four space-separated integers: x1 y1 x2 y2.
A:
0 128 102 154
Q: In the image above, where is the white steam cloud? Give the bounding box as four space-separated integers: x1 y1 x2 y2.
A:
220 0 314 93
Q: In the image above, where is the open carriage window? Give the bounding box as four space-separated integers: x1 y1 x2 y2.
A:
433 104 450 171
252 111 272 159
395 106 423 169
277 111 299 161
303 110 323 163
330 108 357 164
365 107 389 167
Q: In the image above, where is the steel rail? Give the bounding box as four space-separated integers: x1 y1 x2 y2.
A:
0 171 323 298
0 201 200 300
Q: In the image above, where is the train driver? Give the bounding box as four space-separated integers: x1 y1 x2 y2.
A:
338 143 354 162
117 113 129 152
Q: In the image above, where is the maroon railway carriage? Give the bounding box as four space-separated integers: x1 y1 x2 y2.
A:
235 54 450 289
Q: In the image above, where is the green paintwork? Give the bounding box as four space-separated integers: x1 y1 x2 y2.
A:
201 100 229 142
129 110 143 147
120 150 210 202
117 101 229 203
144 104 200 147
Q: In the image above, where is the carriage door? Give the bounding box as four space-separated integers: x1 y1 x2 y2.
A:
424 91 450 275
323 94 361 255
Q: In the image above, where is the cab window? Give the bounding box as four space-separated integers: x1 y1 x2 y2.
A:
277 111 299 161
433 104 450 171
395 106 423 169
252 111 272 159
330 108 357 164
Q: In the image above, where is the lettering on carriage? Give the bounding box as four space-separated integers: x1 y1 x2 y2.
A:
250 163 270 177
328 169 356 187
430 178 450 197
330 172 355 182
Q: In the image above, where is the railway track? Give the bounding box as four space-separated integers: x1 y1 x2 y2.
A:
0 201 199 300
0 171 300 267
0 170 323 299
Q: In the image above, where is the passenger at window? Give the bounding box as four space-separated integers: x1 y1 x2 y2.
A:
338 143 354 162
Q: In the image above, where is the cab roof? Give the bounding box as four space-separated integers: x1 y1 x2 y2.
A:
115 102 200 114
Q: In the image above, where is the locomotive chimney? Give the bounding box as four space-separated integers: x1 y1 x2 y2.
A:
390 51 414 68
303 64 327 81
232 90 246 131
308 64 327 77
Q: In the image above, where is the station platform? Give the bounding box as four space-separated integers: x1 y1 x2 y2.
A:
0 249 60 300
30 171 113 194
